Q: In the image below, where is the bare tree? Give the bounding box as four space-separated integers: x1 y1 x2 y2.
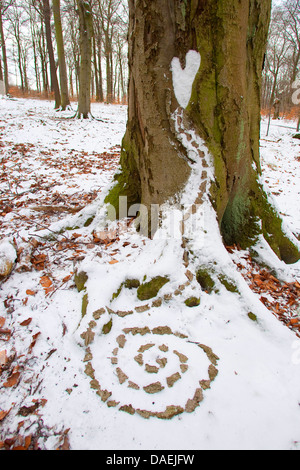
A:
53 0 70 110
264 8 290 134
0 0 11 94
95 0 124 103
76 0 93 118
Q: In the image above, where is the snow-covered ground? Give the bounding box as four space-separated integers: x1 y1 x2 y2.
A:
0 98 300 451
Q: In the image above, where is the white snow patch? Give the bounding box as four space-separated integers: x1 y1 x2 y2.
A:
0 239 17 276
171 50 201 109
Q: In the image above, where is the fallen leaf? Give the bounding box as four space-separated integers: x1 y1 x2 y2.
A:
0 408 11 422
0 328 11 341
3 366 20 388
0 349 7 367
28 332 41 353
40 276 52 288
24 435 31 450
109 259 119 265
0 317 5 328
20 318 32 327
44 286 55 295
26 290 36 296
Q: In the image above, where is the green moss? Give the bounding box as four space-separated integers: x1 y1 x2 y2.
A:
124 279 141 289
111 283 124 301
84 216 95 227
111 279 141 302
248 312 258 322
260 193 300 264
82 293 89 318
75 271 88 292
196 268 215 293
221 180 300 264
104 131 141 219
245 185 300 264
184 297 201 307
137 276 169 301
102 318 113 335
221 177 262 250
218 275 240 294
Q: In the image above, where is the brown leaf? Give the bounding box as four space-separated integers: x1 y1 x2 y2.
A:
28 332 41 353
40 276 52 288
0 349 7 367
3 366 20 388
26 290 36 296
0 317 5 328
0 408 11 422
20 318 32 327
24 435 32 450
0 328 11 341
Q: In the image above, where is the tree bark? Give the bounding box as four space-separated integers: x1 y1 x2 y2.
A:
76 0 93 118
42 0 61 109
104 30 113 103
53 0 70 110
0 4 9 94
106 0 300 265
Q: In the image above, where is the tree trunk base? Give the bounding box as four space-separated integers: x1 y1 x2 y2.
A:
106 106 300 265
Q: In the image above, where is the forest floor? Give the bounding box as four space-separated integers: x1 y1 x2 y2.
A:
0 97 300 451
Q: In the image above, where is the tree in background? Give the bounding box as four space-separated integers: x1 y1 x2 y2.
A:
0 0 11 94
0 0 129 104
262 0 300 126
53 0 70 110
76 0 93 118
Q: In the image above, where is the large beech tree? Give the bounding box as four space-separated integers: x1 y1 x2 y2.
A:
106 0 300 265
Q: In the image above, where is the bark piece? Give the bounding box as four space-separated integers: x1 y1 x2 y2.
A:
143 382 164 394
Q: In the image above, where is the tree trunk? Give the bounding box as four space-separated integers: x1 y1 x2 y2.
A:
43 0 61 109
53 0 70 110
96 33 104 102
104 30 113 104
37 21 49 96
76 0 93 118
0 53 3 81
106 0 299 265
0 5 9 94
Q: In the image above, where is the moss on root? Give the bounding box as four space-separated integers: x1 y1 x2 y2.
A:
196 268 215 293
185 297 201 307
75 271 88 292
221 182 300 265
124 279 141 289
218 275 239 294
82 293 89 318
137 276 169 301
105 131 141 219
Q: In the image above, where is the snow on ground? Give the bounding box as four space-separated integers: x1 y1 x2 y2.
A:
260 118 300 238
0 98 300 451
